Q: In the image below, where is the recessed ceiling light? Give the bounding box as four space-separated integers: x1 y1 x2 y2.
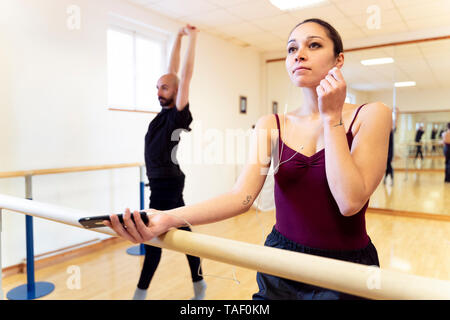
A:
269 0 328 11
361 57 394 66
395 81 416 87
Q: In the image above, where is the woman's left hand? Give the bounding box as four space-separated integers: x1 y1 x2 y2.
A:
316 67 347 124
103 208 177 244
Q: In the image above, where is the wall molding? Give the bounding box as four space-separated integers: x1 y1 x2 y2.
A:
367 208 450 222
1 237 125 278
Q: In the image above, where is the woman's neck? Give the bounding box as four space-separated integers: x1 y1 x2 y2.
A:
293 87 320 118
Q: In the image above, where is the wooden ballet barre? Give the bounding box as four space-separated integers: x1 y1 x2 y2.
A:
0 193 449 300
0 163 144 179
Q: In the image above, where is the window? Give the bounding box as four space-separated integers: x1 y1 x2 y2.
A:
107 27 166 112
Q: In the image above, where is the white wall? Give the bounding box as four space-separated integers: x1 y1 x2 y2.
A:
265 60 304 114
0 0 263 268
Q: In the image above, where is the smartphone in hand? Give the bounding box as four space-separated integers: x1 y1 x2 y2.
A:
79 211 149 229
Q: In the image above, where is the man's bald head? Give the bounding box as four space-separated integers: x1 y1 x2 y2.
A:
158 73 179 89
157 73 179 108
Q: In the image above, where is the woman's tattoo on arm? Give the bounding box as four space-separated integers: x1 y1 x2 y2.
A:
242 195 252 206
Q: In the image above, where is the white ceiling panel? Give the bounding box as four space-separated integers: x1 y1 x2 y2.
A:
289 3 347 22
392 0 425 7
339 27 367 40
271 28 293 40
332 18 363 31
251 13 298 32
405 15 450 30
206 0 255 8
397 0 450 20
347 8 404 28
161 0 218 17
363 22 410 36
185 9 241 27
239 32 283 44
332 0 395 16
216 22 265 37
129 0 160 6
223 0 283 20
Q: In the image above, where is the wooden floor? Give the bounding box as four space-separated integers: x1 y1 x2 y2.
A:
392 155 445 170
370 171 450 216
2 207 449 300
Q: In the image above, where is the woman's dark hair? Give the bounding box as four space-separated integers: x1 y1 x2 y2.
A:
447 122 450 129
290 18 343 58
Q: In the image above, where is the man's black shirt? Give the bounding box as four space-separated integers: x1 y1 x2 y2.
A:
415 128 424 143
145 104 192 179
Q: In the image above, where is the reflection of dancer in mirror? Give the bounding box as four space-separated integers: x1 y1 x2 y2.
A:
132 24 206 300
431 125 438 153
443 123 450 183
414 125 425 160
384 107 398 185
105 19 392 300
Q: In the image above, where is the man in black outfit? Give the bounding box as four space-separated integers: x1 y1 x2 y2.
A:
415 125 425 160
134 24 206 300
431 125 438 153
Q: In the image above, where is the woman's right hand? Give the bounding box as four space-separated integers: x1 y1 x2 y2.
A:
103 208 177 244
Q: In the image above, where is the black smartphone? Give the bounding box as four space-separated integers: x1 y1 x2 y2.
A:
78 211 149 229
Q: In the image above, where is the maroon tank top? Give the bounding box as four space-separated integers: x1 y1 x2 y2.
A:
274 104 370 250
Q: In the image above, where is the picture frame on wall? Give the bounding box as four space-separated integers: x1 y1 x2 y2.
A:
240 96 247 114
272 101 278 114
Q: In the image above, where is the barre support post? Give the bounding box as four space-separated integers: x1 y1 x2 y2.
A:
126 165 146 256
7 175 55 300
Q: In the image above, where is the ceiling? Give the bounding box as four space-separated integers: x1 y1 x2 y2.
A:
127 0 450 51
342 39 450 91
127 0 450 91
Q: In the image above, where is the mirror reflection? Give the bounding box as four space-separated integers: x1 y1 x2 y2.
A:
266 38 450 216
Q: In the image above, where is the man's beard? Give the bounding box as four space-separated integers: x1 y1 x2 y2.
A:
159 97 173 107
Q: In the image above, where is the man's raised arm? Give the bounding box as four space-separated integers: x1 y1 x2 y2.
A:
176 25 198 111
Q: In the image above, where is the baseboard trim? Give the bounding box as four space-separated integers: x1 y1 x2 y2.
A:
367 207 450 222
2 237 125 278
394 168 445 173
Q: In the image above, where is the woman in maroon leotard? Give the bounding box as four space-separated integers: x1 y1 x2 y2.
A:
105 19 392 300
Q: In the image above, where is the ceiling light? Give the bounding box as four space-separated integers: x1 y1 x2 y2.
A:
269 0 328 11
395 81 416 87
361 57 394 66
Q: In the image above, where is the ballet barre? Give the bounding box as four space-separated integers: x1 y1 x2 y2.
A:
0 193 449 300
0 163 146 300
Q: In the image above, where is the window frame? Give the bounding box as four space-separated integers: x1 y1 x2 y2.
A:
107 19 169 113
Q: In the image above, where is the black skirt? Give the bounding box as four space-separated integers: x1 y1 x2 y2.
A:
253 226 380 300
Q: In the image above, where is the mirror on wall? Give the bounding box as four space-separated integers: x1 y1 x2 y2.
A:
266 38 450 171
265 37 450 216
394 111 448 171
